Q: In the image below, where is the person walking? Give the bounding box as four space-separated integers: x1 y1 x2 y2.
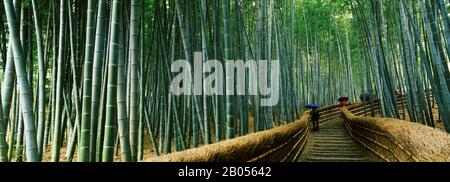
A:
311 108 320 131
338 96 349 110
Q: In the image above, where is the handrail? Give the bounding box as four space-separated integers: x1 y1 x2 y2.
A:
342 108 450 162
147 95 443 162
344 119 404 162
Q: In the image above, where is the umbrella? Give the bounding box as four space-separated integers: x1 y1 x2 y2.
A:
338 96 349 102
360 93 371 101
305 104 320 109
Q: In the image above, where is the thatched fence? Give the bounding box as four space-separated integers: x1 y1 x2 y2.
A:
149 111 311 162
343 108 450 162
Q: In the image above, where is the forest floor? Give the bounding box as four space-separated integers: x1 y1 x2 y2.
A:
398 106 445 132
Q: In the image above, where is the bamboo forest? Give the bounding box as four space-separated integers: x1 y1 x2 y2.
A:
0 0 449 163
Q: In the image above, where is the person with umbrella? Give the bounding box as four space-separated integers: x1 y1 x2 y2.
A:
305 104 320 131
338 96 349 110
359 93 371 102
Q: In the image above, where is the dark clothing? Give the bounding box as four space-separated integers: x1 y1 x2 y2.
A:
311 111 320 130
311 112 320 121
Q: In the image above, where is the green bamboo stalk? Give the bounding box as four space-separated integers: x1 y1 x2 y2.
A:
50 0 67 162
128 0 139 162
90 0 107 162
79 0 96 162
65 0 83 162
117 45 132 161
0 95 7 162
30 0 46 162
3 0 38 162
200 0 210 144
102 0 121 162
137 0 146 161
1 2 17 134
222 0 234 139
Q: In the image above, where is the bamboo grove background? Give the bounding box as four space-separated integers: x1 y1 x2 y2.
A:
0 0 449 162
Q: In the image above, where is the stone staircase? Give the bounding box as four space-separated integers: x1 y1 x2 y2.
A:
298 117 373 162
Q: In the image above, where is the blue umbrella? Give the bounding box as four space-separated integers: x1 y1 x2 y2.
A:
305 104 320 109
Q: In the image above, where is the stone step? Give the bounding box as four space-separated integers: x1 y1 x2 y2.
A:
310 150 361 155
313 141 355 145
298 118 373 162
312 143 358 148
309 153 365 158
315 132 346 134
314 132 346 134
310 144 360 149
314 135 350 137
306 156 370 162
316 127 344 129
311 148 359 153
309 152 366 157
313 137 353 141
